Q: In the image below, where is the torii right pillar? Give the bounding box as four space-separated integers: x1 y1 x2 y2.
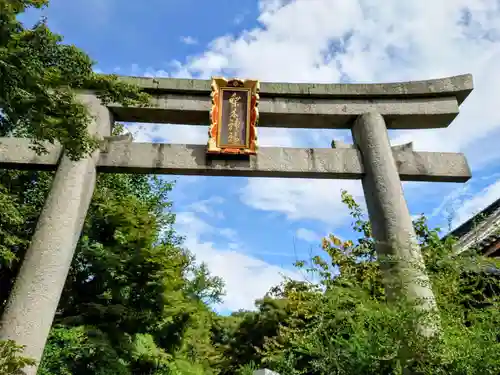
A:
352 112 439 335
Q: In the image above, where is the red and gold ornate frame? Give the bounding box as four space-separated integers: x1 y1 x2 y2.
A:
207 77 259 155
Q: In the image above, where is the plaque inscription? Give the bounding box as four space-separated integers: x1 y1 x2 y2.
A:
207 77 259 155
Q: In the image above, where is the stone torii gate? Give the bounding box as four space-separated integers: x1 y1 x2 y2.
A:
0 74 472 373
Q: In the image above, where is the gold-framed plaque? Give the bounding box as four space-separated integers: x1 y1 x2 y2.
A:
207 77 259 155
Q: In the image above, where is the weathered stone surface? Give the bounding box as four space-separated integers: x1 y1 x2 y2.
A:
0 73 474 372
0 138 471 182
108 94 460 129
0 138 62 169
331 139 355 149
0 94 112 374
253 370 281 375
115 74 473 104
352 112 438 336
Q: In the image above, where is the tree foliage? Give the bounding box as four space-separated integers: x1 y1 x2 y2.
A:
0 3 224 372
36 169 225 374
0 340 36 375
0 136 226 373
218 192 500 375
0 0 149 160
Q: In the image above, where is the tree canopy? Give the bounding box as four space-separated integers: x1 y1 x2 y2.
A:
1 1 499 374
0 0 148 160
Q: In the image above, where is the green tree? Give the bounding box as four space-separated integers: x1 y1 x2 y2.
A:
35 170 222 374
0 130 224 374
212 299 289 374
0 340 36 375
0 0 149 159
0 0 150 309
218 192 500 375
1 2 226 372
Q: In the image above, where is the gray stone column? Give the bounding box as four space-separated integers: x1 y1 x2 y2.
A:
0 93 111 373
351 112 437 332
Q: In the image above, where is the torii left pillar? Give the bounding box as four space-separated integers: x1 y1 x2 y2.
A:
0 93 112 374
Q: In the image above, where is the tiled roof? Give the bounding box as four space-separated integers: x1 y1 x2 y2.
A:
445 197 500 257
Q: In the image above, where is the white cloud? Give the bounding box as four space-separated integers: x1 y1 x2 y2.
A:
451 178 500 227
422 172 500 228
187 196 225 219
241 178 364 224
122 123 159 143
219 228 237 241
175 209 303 311
234 14 245 25
123 123 209 144
160 0 500 226
180 36 198 45
296 228 319 242
176 211 213 236
107 0 500 311
172 0 500 151
197 241 300 311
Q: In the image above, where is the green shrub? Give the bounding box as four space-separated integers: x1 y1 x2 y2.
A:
0 340 36 375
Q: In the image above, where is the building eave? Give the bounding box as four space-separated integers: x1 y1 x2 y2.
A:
443 197 500 257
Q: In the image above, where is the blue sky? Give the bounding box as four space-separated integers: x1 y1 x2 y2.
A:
20 0 500 312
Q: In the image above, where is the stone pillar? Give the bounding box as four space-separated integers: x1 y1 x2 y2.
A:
253 370 281 375
0 93 111 373
351 112 437 332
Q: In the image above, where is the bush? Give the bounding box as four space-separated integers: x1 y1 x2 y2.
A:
244 191 500 374
0 340 36 375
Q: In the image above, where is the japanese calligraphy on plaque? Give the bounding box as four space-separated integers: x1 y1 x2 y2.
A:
207 77 259 155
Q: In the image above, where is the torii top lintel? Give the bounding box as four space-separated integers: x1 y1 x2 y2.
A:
108 74 473 130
